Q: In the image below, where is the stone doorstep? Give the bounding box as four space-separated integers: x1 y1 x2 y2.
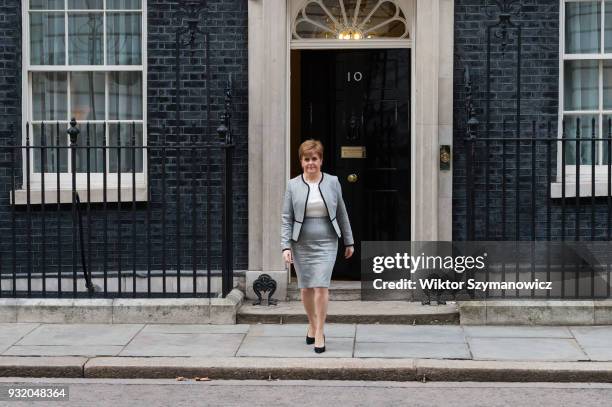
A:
286 281 362 301
2 357 612 382
459 300 612 325
0 289 244 324
237 300 460 324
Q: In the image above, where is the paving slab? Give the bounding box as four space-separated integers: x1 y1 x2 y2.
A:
0 323 39 353
140 324 250 334
580 347 612 362
570 326 612 347
469 338 589 361
16 324 143 346
236 336 353 358
3 345 123 357
569 326 612 362
464 326 573 338
356 325 465 343
354 342 471 359
120 332 244 357
247 323 355 338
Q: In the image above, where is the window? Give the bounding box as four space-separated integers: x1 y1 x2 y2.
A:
23 0 146 193
292 0 410 40
560 0 612 181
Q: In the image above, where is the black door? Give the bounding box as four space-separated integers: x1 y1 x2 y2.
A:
300 49 411 279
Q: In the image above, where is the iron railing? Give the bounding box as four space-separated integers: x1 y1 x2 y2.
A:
465 118 612 242
461 116 612 299
0 119 235 298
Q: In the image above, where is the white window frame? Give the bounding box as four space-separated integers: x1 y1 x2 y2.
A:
20 0 148 200
556 0 612 197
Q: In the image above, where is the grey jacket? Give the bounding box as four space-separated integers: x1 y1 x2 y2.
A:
281 172 354 251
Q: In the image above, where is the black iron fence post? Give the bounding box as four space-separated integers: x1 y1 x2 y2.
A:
68 119 79 296
464 66 478 241
67 119 94 296
218 77 234 297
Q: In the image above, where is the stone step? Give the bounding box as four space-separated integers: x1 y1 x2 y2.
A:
237 300 459 324
286 281 361 301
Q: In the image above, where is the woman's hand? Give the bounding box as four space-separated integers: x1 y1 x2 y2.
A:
282 249 293 264
344 246 354 259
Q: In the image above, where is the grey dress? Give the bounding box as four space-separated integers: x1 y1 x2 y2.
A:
281 173 354 289
292 182 337 288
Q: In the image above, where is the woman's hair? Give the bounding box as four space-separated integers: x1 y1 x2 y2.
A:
298 139 324 160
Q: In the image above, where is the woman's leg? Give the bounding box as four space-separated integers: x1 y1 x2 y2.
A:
313 287 329 346
301 288 316 336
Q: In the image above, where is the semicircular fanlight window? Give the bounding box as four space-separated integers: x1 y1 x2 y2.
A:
293 0 409 40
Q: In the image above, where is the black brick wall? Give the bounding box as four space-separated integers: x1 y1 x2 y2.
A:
0 0 248 290
452 0 609 241
0 0 21 144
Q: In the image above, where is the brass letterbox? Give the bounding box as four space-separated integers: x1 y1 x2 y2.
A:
341 146 366 159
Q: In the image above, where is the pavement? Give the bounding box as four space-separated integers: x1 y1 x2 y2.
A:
1 323 612 382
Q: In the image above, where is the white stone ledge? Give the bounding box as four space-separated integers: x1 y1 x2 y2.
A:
0 289 244 324
10 187 148 205
550 182 612 199
459 300 612 325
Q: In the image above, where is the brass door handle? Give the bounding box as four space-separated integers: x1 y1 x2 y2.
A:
347 174 358 183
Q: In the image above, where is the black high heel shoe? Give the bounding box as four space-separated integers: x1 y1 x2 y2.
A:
314 335 325 353
306 327 315 345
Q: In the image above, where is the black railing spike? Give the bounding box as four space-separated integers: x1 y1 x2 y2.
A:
86 122 90 146
41 122 46 147
562 118 565 138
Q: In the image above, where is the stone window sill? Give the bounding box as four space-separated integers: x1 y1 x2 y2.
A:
550 182 612 199
10 186 148 205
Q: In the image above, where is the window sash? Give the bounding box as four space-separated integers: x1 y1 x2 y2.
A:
23 0 147 185
29 9 142 67
560 0 612 181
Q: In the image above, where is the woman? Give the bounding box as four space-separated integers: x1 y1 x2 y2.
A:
281 139 354 354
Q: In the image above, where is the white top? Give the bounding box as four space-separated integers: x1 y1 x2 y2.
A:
305 181 329 217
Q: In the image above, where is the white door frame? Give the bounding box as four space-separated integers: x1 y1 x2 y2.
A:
247 0 454 276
